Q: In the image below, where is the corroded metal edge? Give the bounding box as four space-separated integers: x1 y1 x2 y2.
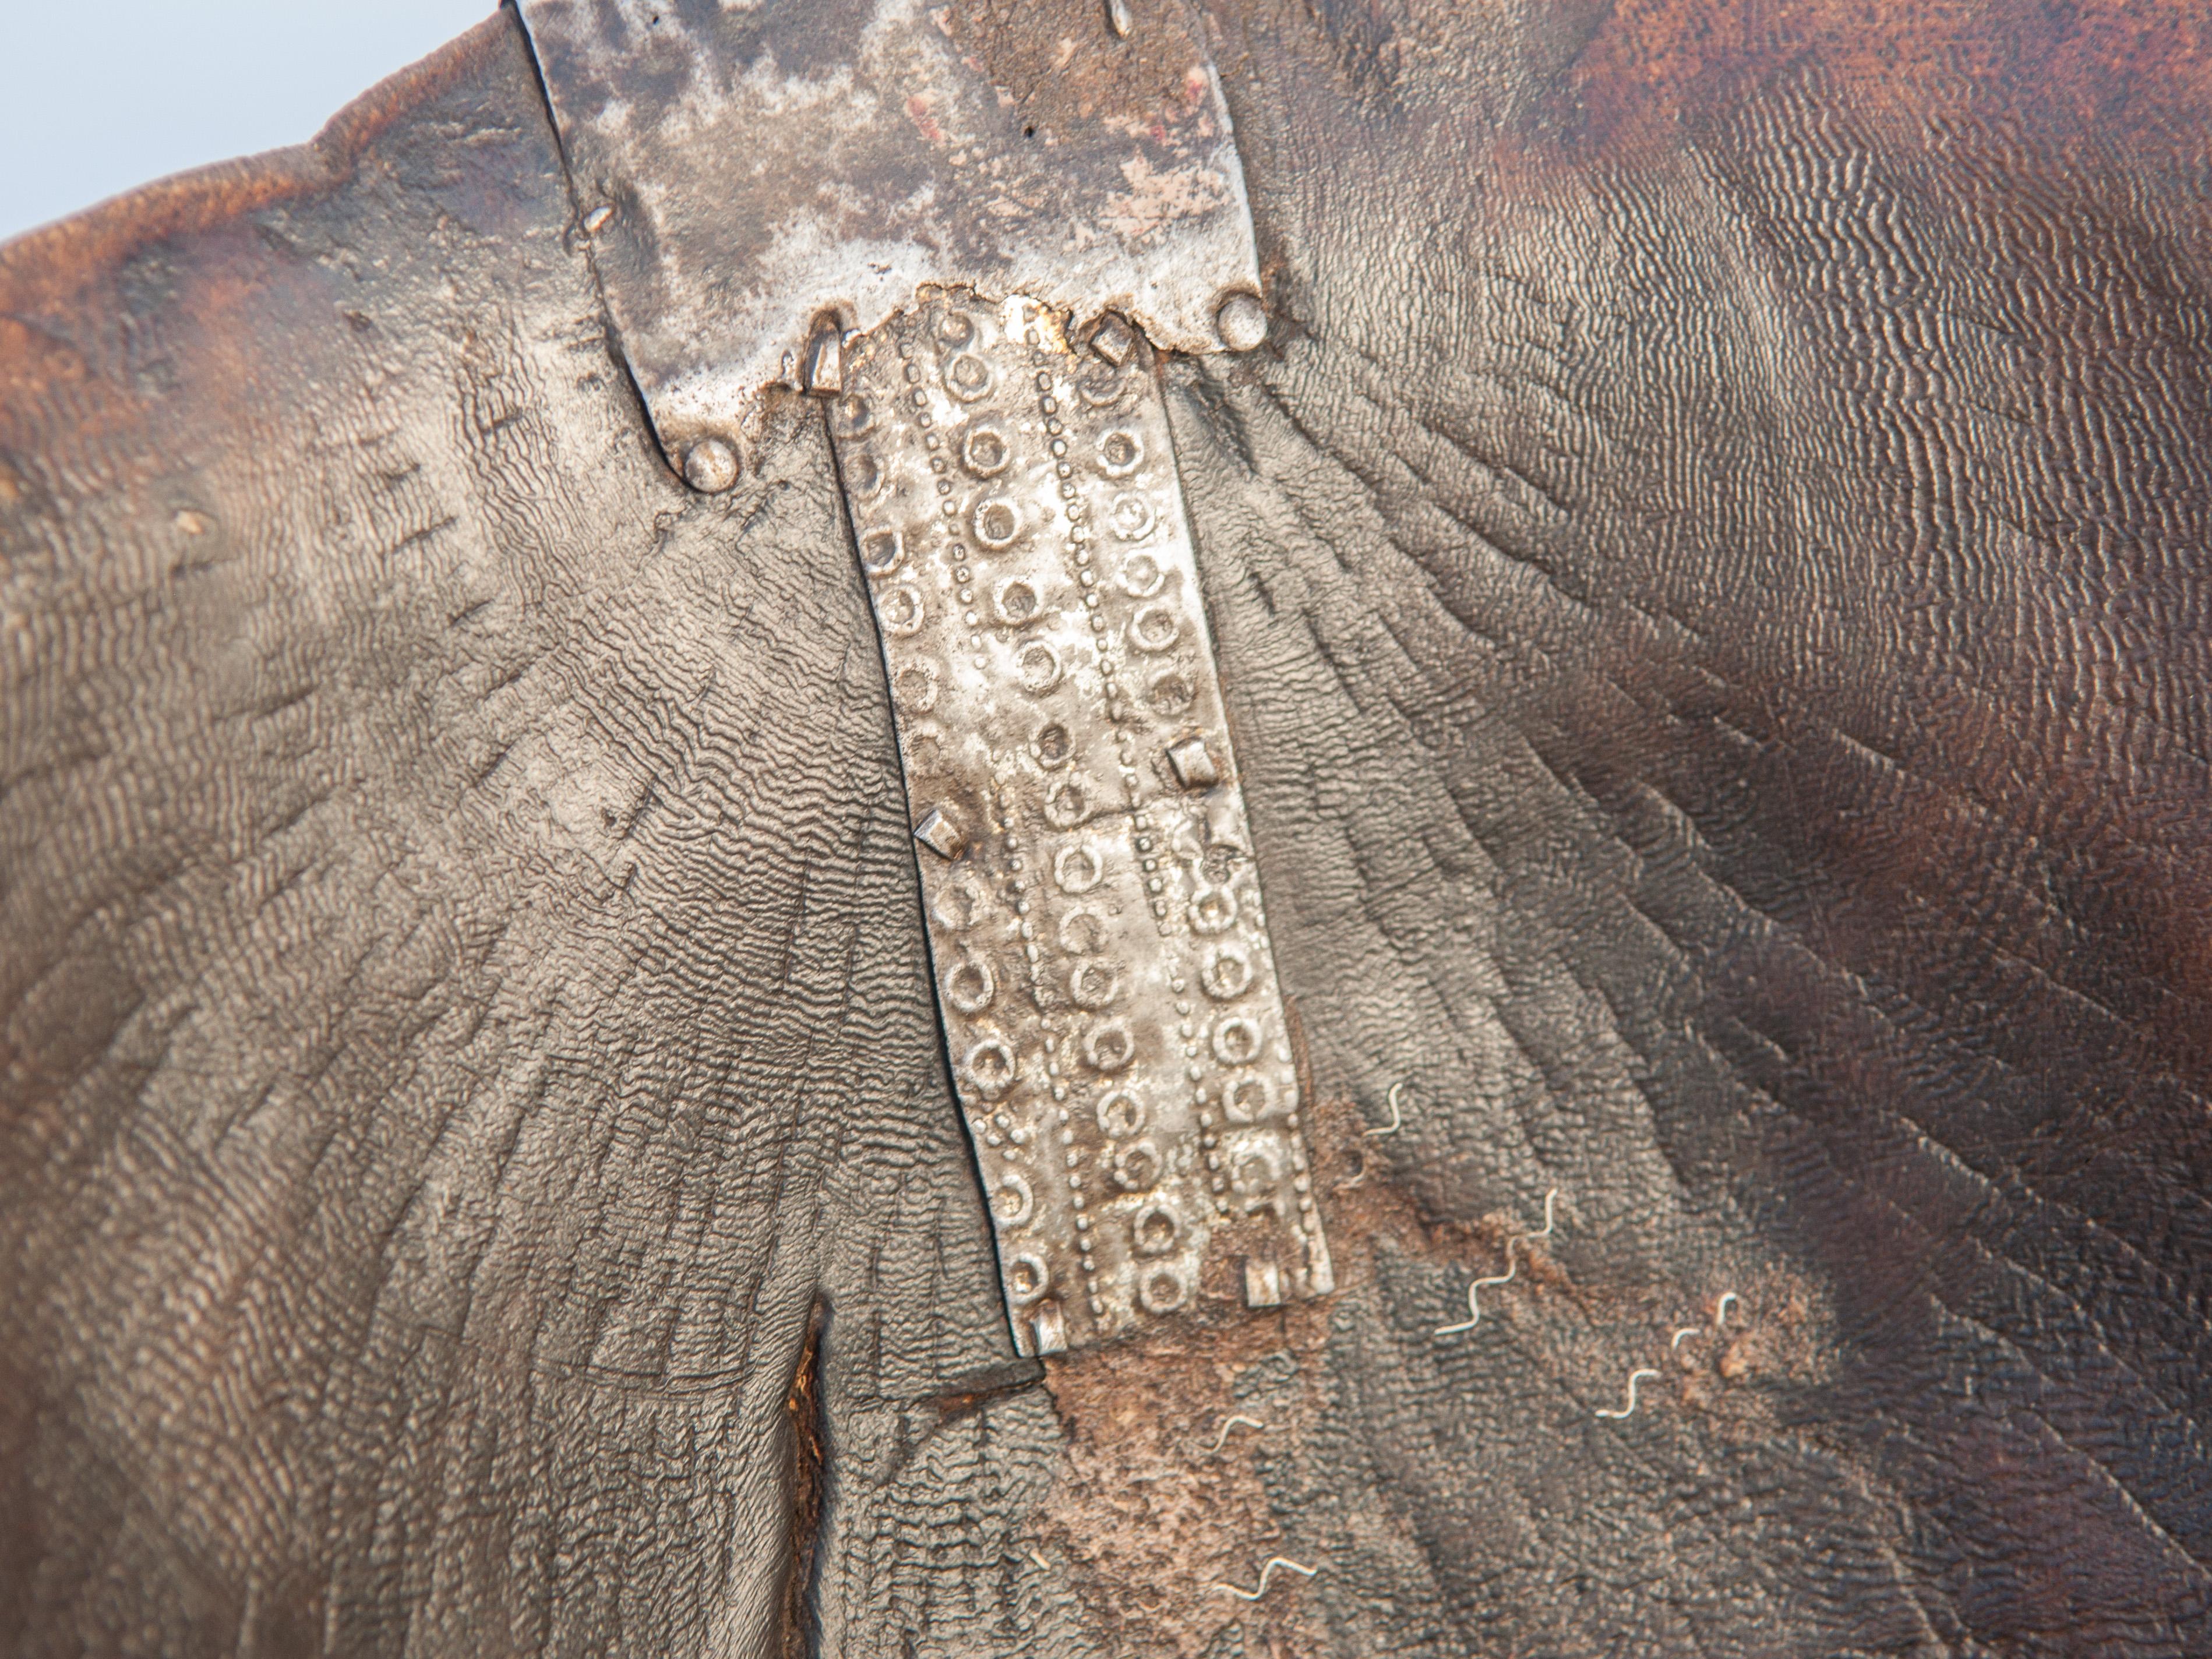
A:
514 0 1261 464
830 289 1330 1354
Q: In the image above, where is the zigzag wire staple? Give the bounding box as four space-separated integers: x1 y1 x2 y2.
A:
1367 1082 1407 1138
1436 1187 1560 1337
1523 1187 1560 1245
1671 1289 1743 1350
1342 1081 1411 1191
1613 1289 1744 1420
1594 1368 1661 1421
1436 1253 1515 1336
1200 1414 1276 1455
1209 1556 1322 1601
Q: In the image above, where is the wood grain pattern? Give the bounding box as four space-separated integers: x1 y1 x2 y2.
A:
3 3 2209 1654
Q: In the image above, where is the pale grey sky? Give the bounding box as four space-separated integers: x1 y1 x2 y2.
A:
1 1 496 243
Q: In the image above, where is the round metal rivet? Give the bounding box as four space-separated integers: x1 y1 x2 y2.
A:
1216 291 1269 352
681 436 740 493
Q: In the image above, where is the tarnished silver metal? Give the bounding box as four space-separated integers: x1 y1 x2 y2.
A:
831 288 1332 1353
803 328 845 399
1215 291 1272 353
516 0 1262 465
679 436 739 495
516 0 1316 1350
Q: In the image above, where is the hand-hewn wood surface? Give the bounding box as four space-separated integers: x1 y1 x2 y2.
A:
3 4 2209 1655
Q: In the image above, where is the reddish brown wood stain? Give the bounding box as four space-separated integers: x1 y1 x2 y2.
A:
1562 0 2212 151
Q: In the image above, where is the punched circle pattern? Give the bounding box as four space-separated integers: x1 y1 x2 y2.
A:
831 291 1331 1353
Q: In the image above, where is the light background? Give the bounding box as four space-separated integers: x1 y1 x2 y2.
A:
1 1 496 244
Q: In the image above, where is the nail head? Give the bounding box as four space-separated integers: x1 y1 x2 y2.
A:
682 436 740 493
1216 291 1268 352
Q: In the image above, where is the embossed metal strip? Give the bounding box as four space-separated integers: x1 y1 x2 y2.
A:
830 290 1331 1354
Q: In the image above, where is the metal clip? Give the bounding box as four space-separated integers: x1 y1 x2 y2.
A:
1594 1368 1661 1421
1210 1557 1320 1600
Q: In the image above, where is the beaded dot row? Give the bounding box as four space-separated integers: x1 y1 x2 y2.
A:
1009 314 1113 1322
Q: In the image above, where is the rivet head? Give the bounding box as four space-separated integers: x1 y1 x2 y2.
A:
1244 1256 1286 1308
1089 313 1137 366
913 806 965 860
803 327 845 396
681 436 740 493
1167 734 1222 789
1216 291 1269 352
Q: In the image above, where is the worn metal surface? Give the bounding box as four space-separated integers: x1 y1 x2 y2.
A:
514 0 1261 464
517 0 1306 1349
832 290 1329 1353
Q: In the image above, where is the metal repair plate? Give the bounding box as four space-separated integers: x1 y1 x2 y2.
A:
832 290 1331 1354
516 0 1261 459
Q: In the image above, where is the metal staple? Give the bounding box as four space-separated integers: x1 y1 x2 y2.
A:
1209 1557 1321 1600
1367 1081 1407 1137
1436 1187 1561 1337
1201 1414 1276 1455
1594 1368 1661 1421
